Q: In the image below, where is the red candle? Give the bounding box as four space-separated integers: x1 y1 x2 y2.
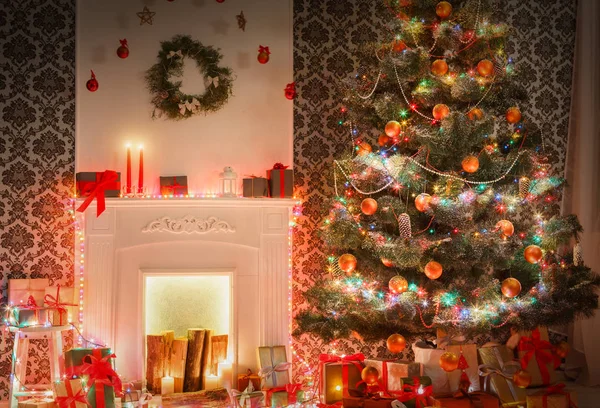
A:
138 145 144 193
126 144 132 193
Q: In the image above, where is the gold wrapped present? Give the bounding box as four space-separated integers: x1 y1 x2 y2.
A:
478 344 527 406
257 346 290 389
44 285 77 326
526 384 577 408
517 328 559 387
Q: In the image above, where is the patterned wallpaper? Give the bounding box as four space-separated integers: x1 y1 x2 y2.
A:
0 0 75 397
292 0 577 378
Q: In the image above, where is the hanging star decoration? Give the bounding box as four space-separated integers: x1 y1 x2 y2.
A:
137 6 156 26
236 11 247 31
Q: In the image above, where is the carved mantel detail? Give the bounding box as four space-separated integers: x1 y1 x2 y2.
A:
142 215 236 234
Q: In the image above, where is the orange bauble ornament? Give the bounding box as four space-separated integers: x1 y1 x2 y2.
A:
524 245 543 264
385 120 402 138
431 59 449 76
392 39 407 53
513 370 532 388
495 220 515 237
357 142 372 156
432 104 450 120
436 1 452 19
415 193 432 212
506 107 522 124
361 366 380 386
381 258 394 267
501 277 522 298
467 107 484 121
461 155 480 173
439 352 459 372
386 334 407 354
424 261 443 280
378 134 391 146
338 254 357 274
555 341 570 359
361 198 378 215
389 275 409 294
477 59 494 77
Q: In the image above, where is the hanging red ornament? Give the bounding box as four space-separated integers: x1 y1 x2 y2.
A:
216 0 225 2
86 70 99 92
415 193 432 212
361 198 378 215
257 45 270 64
495 220 514 237
392 39 407 53
477 59 494 77
461 155 479 173
338 254 357 274
381 258 394 267
436 1 453 19
506 107 522 124
386 334 407 354
117 39 129 59
385 120 402 138
432 104 450 120
501 277 522 298
424 261 443 279
378 134 391 146
284 82 297 100
357 142 372 156
524 245 543 264
513 370 532 388
555 341 570 359
431 59 448 76
467 108 483 121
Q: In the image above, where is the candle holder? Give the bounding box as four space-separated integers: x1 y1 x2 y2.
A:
121 185 148 198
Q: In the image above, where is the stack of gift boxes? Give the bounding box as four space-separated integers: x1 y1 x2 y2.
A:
242 164 293 198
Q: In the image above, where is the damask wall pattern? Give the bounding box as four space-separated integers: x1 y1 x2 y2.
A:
0 0 75 397
292 0 577 378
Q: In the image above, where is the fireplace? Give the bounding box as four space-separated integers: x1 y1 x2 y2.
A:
76 198 297 382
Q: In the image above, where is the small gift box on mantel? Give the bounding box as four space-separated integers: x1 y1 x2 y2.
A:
257 346 291 389
243 176 269 198
76 171 121 198
160 176 188 196
267 163 293 198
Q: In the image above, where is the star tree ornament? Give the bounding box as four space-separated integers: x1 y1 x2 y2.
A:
236 11 247 31
137 6 156 25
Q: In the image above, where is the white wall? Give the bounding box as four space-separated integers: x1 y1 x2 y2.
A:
76 0 293 194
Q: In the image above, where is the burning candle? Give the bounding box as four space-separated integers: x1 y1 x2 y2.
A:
138 145 144 193
204 375 219 390
161 376 175 395
217 362 233 390
126 143 132 193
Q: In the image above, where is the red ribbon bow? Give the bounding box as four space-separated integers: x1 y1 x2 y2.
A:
518 328 560 385
56 380 90 408
26 296 38 308
272 163 289 170
44 285 77 325
395 377 433 408
543 383 577 408
258 45 270 55
163 177 187 196
77 170 119 217
81 350 123 408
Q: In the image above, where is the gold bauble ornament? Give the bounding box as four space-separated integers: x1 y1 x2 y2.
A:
431 59 449 76
436 1 452 19
424 261 443 280
506 107 522 124
461 155 480 173
524 245 543 264
415 193 432 212
386 334 407 354
555 341 570 359
495 220 515 237
378 134 391 146
513 370 532 388
361 198 378 215
477 59 494 77
439 352 459 372
385 120 402 138
381 258 394 267
389 275 409 294
361 366 380 386
432 104 450 120
501 277 522 298
338 254 357 274
357 142 372 156
467 107 484 121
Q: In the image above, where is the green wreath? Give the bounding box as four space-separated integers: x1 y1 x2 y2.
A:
145 35 234 120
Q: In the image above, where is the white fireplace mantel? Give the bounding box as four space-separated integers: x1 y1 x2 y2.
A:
78 197 297 381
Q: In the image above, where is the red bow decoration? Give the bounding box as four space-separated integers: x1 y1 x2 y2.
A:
518 328 560 385
56 387 90 408
284 82 297 100
26 295 38 308
76 170 119 217
163 177 187 196
272 163 289 170
82 351 123 399
120 39 128 48
395 377 433 408
258 45 270 55
44 285 77 325
543 383 578 408
265 383 303 406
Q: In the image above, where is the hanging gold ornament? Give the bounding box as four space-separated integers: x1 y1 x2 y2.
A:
519 177 531 199
477 59 494 77
439 352 459 372
397 212 412 239
501 277 522 298
432 104 450 120
467 107 484 121
524 245 543 264
513 370 532 388
495 220 515 237
461 155 480 173
506 107 522 124
357 142 372 156
361 198 378 215
424 261 443 279
385 120 402 138
381 258 394 267
378 134 391 146
361 366 380 385
389 275 409 294
338 254 357 274
386 333 407 354
435 1 452 19
415 193 432 212
431 59 449 76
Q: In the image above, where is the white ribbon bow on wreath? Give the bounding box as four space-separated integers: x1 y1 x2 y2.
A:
167 50 183 59
206 76 219 88
178 98 200 115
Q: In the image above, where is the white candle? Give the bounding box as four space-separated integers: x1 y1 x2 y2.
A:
217 362 233 390
161 376 175 395
204 375 219 390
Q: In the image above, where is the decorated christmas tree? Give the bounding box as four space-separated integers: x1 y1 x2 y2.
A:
295 0 599 345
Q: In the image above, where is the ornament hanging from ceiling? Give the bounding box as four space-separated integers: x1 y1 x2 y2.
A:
237 11 247 31
258 46 270 64
284 82 297 100
137 6 156 25
117 39 129 59
86 70 98 92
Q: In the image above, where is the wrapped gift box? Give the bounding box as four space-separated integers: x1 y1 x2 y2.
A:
518 328 559 387
7 306 51 327
526 386 577 408
478 344 527 406
54 379 89 408
237 372 261 393
120 390 152 408
64 347 117 408
267 168 293 198
397 376 433 408
76 172 121 198
160 176 188 196
320 355 365 404
44 286 77 326
8 278 49 306
343 396 396 408
266 386 305 407
18 398 56 408
364 359 422 394
429 391 501 408
243 177 269 197
257 346 290 389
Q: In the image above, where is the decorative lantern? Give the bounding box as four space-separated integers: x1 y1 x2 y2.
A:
220 166 238 197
